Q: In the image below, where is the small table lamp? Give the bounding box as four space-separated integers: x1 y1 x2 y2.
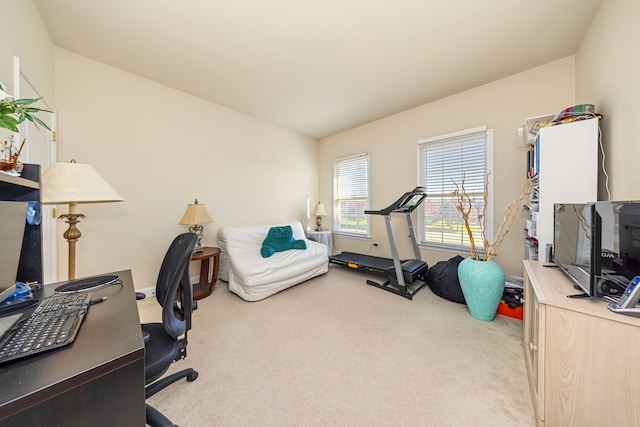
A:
42 160 124 280
313 202 328 231
179 199 212 252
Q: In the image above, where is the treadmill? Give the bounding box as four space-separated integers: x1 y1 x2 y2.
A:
329 187 429 299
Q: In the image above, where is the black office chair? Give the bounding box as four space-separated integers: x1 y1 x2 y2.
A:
143 232 199 427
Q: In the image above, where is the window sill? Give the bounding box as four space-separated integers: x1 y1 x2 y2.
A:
333 232 371 240
419 242 486 259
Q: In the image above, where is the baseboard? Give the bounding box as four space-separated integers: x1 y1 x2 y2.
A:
137 275 199 299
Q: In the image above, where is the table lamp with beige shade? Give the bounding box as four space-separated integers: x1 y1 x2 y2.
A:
179 199 213 252
313 202 328 231
41 160 124 280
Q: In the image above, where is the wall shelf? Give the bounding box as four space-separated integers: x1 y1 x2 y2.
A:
0 168 40 200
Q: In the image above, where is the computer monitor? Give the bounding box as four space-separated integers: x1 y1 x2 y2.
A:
601 201 640 284
553 201 640 297
0 201 28 304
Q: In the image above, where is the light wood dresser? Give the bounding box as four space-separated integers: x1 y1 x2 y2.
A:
523 260 640 426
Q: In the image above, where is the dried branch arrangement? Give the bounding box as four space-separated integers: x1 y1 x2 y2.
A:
452 173 532 261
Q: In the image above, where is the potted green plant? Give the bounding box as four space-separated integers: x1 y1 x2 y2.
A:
0 82 51 132
0 81 52 173
452 173 532 321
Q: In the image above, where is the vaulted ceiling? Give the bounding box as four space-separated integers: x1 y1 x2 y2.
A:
34 0 602 139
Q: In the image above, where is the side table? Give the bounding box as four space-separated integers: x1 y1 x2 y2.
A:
305 229 333 255
191 246 220 300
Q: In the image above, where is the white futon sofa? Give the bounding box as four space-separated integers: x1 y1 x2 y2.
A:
217 220 329 301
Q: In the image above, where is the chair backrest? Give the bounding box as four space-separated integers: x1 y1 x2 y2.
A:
155 232 198 339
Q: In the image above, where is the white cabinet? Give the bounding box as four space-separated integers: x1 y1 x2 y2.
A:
525 117 599 261
523 260 640 426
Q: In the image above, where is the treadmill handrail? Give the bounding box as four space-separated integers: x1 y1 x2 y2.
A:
364 187 427 216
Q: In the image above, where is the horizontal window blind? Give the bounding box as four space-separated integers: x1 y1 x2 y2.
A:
333 154 369 236
418 127 492 251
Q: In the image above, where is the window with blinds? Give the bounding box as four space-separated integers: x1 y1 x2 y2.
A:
333 153 369 237
417 127 493 254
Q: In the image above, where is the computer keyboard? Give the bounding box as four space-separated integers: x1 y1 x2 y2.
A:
0 293 91 364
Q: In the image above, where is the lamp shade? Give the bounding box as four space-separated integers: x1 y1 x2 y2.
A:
41 161 124 204
313 203 328 217
179 199 213 225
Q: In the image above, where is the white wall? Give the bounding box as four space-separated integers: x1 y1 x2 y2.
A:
6 0 639 286
576 0 640 201
54 49 318 288
0 0 54 139
319 58 576 277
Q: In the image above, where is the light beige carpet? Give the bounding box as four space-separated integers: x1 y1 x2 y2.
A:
139 265 535 426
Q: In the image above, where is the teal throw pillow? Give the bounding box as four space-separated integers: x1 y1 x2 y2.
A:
261 225 307 258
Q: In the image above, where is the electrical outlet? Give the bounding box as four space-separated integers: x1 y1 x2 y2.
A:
138 286 156 299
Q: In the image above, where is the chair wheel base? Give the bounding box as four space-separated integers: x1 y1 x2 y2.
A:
146 403 177 427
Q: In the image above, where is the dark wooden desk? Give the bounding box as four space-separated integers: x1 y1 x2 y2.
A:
0 270 145 426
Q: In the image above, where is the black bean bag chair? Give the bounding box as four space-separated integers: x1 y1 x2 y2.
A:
424 255 466 304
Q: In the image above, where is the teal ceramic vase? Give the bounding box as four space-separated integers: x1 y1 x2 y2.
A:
457 257 505 322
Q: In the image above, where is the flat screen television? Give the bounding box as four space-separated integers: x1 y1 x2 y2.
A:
553 201 640 297
553 203 599 296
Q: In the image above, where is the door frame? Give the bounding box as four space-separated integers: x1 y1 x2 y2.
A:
13 56 58 284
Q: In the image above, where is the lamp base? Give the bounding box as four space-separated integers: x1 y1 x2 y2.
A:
59 211 86 280
189 225 204 252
